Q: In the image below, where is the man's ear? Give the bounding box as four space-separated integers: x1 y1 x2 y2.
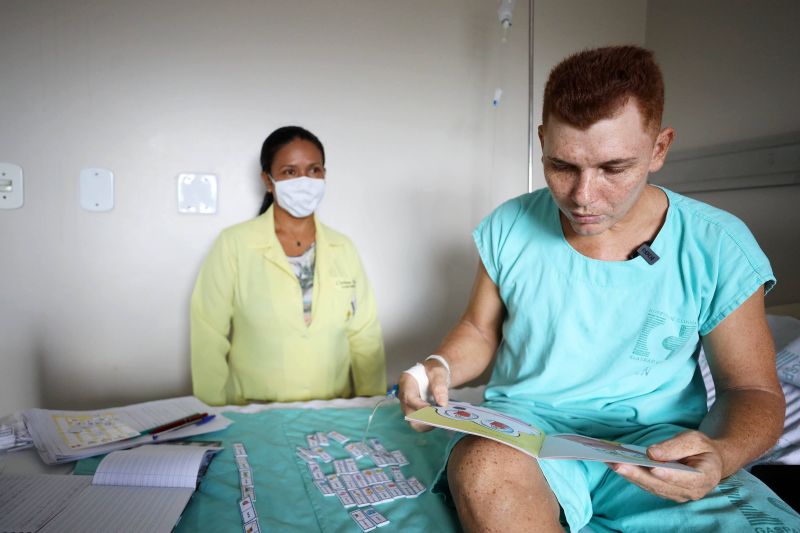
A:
537 124 545 149
649 127 675 173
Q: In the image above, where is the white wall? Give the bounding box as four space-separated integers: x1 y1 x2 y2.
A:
530 0 648 189
646 0 800 305
0 0 647 411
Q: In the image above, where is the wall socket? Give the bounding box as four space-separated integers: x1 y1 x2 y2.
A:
0 162 24 209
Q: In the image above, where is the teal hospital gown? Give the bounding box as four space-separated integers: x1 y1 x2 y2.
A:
436 187 800 532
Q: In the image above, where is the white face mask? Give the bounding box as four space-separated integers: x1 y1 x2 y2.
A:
270 176 326 218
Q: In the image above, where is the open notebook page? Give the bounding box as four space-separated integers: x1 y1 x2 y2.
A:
92 444 212 488
0 475 92 533
38 485 193 533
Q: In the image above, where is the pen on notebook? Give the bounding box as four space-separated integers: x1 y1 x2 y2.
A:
151 415 215 440
141 412 207 436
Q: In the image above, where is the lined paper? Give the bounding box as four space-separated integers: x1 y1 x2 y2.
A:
0 475 91 532
92 445 209 488
38 485 193 533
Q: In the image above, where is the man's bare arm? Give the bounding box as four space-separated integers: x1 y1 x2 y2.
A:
399 261 505 428
696 286 785 475
613 287 786 501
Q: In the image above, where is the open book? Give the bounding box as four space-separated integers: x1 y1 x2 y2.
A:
406 401 696 472
0 443 221 533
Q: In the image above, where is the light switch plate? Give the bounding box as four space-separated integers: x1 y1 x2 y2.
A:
0 162 24 209
177 172 217 214
80 168 114 212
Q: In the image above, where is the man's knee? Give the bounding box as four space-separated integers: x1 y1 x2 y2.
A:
447 436 561 529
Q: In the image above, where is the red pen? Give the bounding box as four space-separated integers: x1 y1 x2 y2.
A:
141 412 207 436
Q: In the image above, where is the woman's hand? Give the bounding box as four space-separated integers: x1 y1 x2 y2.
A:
610 430 723 502
398 358 451 432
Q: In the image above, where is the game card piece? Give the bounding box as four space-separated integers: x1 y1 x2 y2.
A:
316 432 330 446
239 468 253 488
334 459 348 475
243 518 261 533
373 468 390 483
307 462 325 481
234 443 248 457
327 474 346 492
242 507 257 522
296 446 316 463
368 438 387 453
236 456 251 471
342 474 358 491
239 497 255 515
396 480 414 497
361 486 380 504
361 469 376 485
370 452 394 467
406 477 427 496
345 458 359 473
352 472 368 488
328 431 350 444
389 466 405 481
385 481 403 500
241 485 256 502
372 483 392 502
390 450 409 466
313 447 334 463
363 507 390 528
306 434 320 449
349 509 376 532
336 489 357 509
349 487 369 507
314 480 335 496
345 442 366 459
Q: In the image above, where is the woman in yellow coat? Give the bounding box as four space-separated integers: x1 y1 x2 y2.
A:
191 126 386 405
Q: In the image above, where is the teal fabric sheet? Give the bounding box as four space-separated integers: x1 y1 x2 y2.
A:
75 406 460 532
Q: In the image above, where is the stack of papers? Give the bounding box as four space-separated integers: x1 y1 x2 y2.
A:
22 396 232 464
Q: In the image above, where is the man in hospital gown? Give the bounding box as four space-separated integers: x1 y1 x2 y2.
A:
399 46 799 531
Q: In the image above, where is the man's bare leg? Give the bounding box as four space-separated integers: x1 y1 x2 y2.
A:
448 436 564 532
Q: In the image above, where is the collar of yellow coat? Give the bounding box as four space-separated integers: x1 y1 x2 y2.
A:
253 204 346 276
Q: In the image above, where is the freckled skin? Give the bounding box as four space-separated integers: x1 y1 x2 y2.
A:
448 437 564 532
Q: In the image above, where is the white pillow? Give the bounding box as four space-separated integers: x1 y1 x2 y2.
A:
770 314 800 388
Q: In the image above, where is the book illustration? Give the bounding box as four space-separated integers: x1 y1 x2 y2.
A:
406 401 696 472
52 413 140 449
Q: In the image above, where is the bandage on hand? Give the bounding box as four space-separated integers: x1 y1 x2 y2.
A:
402 355 451 405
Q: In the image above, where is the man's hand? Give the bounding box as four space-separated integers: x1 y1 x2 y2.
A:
610 430 723 502
398 359 451 432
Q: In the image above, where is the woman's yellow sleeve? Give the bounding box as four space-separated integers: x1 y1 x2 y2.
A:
347 247 387 397
190 232 237 405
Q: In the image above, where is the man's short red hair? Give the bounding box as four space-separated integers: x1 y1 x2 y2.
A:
542 45 664 132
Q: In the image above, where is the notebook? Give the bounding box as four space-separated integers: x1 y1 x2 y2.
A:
0 443 221 533
22 396 232 464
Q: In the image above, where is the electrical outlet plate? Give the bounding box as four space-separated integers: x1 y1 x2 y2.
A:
0 162 24 209
177 172 217 214
80 168 114 212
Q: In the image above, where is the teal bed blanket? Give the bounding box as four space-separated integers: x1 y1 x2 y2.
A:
75 405 460 532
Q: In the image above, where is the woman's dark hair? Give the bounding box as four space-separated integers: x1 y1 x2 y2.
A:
258 126 326 215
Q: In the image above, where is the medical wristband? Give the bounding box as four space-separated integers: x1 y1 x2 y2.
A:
425 354 451 386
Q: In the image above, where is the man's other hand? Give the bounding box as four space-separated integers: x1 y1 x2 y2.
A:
610 430 723 502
